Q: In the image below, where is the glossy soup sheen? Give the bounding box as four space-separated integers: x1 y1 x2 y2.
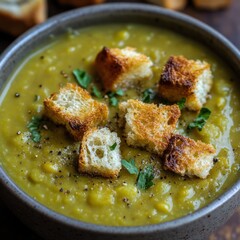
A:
0 24 240 226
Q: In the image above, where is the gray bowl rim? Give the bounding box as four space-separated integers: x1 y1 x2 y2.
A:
0 2 240 236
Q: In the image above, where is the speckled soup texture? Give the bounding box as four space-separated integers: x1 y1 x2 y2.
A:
0 23 240 227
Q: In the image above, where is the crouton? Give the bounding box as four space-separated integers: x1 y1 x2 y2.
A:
146 0 187 10
95 47 153 91
158 56 213 111
0 0 46 36
163 134 216 179
44 83 108 141
57 0 105 7
119 99 181 155
78 127 122 178
193 0 231 10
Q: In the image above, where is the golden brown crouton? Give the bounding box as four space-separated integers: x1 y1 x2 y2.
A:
0 0 46 36
193 0 231 10
79 127 122 178
158 56 213 111
95 47 153 91
146 0 187 10
163 134 216 179
44 83 108 141
119 99 181 156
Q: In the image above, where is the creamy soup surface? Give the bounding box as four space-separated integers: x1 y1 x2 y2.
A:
0 24 240 226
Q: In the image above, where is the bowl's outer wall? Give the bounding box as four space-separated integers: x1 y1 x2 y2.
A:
0 3 240 240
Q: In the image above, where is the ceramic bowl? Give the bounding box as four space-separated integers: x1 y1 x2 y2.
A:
0 3 239 240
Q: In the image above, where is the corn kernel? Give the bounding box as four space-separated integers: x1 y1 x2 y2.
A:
28 169 44 183
115 30 130 41
42 162 59 174
116 185 138 202
155 203 171 214
87 188 115 207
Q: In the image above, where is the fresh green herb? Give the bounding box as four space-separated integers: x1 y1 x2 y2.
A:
34 95 40 102
136 165 154 190
109 142 117 151
160 98 171 105
73 69 91 89
109 96 118 107
27 116 43 143
92 86 102 98
115 89 124 96
107 90 124 107
187 108 211 131
121 159 139 175
142 89 155 103
177 98 186 110
107 92 115 98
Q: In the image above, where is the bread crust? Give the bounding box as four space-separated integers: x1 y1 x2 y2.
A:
146 0 187 10
163 134 216 178
0 0 46 36
57 0 105 7
44 83 109 141
95 47 153 91
193 0 231 10
78 127 122 178
119 100 181 156
158 56 213 111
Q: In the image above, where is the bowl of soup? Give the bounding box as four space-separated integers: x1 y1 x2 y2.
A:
0 3 239 240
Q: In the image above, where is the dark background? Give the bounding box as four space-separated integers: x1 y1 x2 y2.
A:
0 0 239 239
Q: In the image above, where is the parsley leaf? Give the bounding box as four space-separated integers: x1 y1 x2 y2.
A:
136 165 154 190
142 89 155 103
73 69 91 89
115 89 124 96
92 85 102 98
188 108 211 131
107 90 124 107
121 159 139 175
109 96 118 107
34 95 40 102
27 116 43 143
109 142 117 151
177 98 186 110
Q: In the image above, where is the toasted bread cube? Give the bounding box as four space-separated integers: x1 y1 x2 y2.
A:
0 0 47 36
79 127 122 178
146 0 187 10
57 0 105 7
44 83 108 141
163 134 216 179
95 47 153 91
158 56 213 111
193 0 231 10
119 100 181 155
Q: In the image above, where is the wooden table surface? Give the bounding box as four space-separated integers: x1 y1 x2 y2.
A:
0 0 239 239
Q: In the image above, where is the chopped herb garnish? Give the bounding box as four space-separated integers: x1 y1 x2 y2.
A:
142 89 155 103
109 142 117 151
109 96 118 107
27 116 43 143
188 108 211 131
121 159 139 175
136 165 154 190
34 95 40 102
116 89 124 96
92 85 102 98
107 90 124 107
73 69 91 89
160 98 171 105
177 98 186 110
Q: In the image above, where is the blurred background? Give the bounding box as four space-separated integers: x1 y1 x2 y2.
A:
0 0 239 239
